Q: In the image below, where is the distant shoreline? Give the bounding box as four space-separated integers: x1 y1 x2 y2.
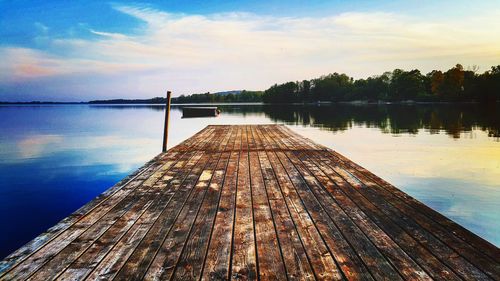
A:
1 100 496 105
0 101 264 105
0 101 87 105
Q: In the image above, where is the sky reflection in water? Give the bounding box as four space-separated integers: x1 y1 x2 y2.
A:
0 103 498 258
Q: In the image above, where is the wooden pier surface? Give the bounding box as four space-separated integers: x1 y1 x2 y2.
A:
1 125 499 280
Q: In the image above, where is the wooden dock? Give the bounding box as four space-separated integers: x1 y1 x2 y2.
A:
1 125 499 280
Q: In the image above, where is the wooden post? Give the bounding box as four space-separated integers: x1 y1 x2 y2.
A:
162 91 172 152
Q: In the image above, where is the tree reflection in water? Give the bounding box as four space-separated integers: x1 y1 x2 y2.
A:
215 103 500 140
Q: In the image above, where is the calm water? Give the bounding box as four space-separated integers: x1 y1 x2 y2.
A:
0 103 499 258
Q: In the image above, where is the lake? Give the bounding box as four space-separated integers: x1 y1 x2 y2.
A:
0 103 499 258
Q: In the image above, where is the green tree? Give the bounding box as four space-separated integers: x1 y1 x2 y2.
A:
429 70 444 97
441 64 465 99
388 69 426 100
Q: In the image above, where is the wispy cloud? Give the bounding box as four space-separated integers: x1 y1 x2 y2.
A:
1 5 500 100
89 29 130 40
13 133 156 162
17 134 63 158
34 22 49 33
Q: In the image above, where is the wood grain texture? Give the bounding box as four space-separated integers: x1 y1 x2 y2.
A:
231 127 258 280
1 125 498 281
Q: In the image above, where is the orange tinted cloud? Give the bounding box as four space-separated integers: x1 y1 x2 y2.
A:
1 6 499 97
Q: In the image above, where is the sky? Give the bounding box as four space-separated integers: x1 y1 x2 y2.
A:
1 0 500 101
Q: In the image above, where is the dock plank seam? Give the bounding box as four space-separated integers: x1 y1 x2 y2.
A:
274 126 431 280
276 125 497 280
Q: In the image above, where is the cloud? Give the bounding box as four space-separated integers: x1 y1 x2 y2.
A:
1 6 500 99
34 22 49 33
89 29 130 40
17 135 63 158
13 133 156 162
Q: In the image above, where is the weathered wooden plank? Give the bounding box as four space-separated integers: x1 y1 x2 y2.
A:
231 126 258 280
141 126 233 280
32 151 216 279
232 125 242 151
265 150 343 280
0 125 218 279
144 151 222 280
170 128 235 279
276 126 498 278
280 125 324 150
256 149 315 280
32 187 154 280
2 124 499 281
330 149 500 264
111 127 229 279
250 124 264 151
292 149 433 280
0 155 175 277
0 155 154 277
263 125 370 280
260 125 279 150
275 150 376 281
202 150 240 280
248 144 287 279
112 130 226 280
26 128 225 280
252 125 316 280
280 124 498 267
256 126 342 280
171 151 231 279
200 126 242 280
318 151 495 280
273 126 437 280
58 149 203 280
285 153 404 280
1 154 185 280
305 149 462 280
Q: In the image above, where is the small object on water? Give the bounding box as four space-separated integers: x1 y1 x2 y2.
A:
182 107 220 118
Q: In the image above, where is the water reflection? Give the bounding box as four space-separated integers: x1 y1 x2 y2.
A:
0 105 164 259
0 103 498 259
220 103 500 139
91 103 500 139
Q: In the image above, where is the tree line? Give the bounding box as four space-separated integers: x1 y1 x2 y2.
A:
173 90 263 103
86 64 499 104
262 64 500 103
87 91 263 104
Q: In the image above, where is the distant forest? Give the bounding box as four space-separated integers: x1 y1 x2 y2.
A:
86 90 263 104
80 64 500 105
262 64 500 103
174 90 262 103
138 64 500 104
